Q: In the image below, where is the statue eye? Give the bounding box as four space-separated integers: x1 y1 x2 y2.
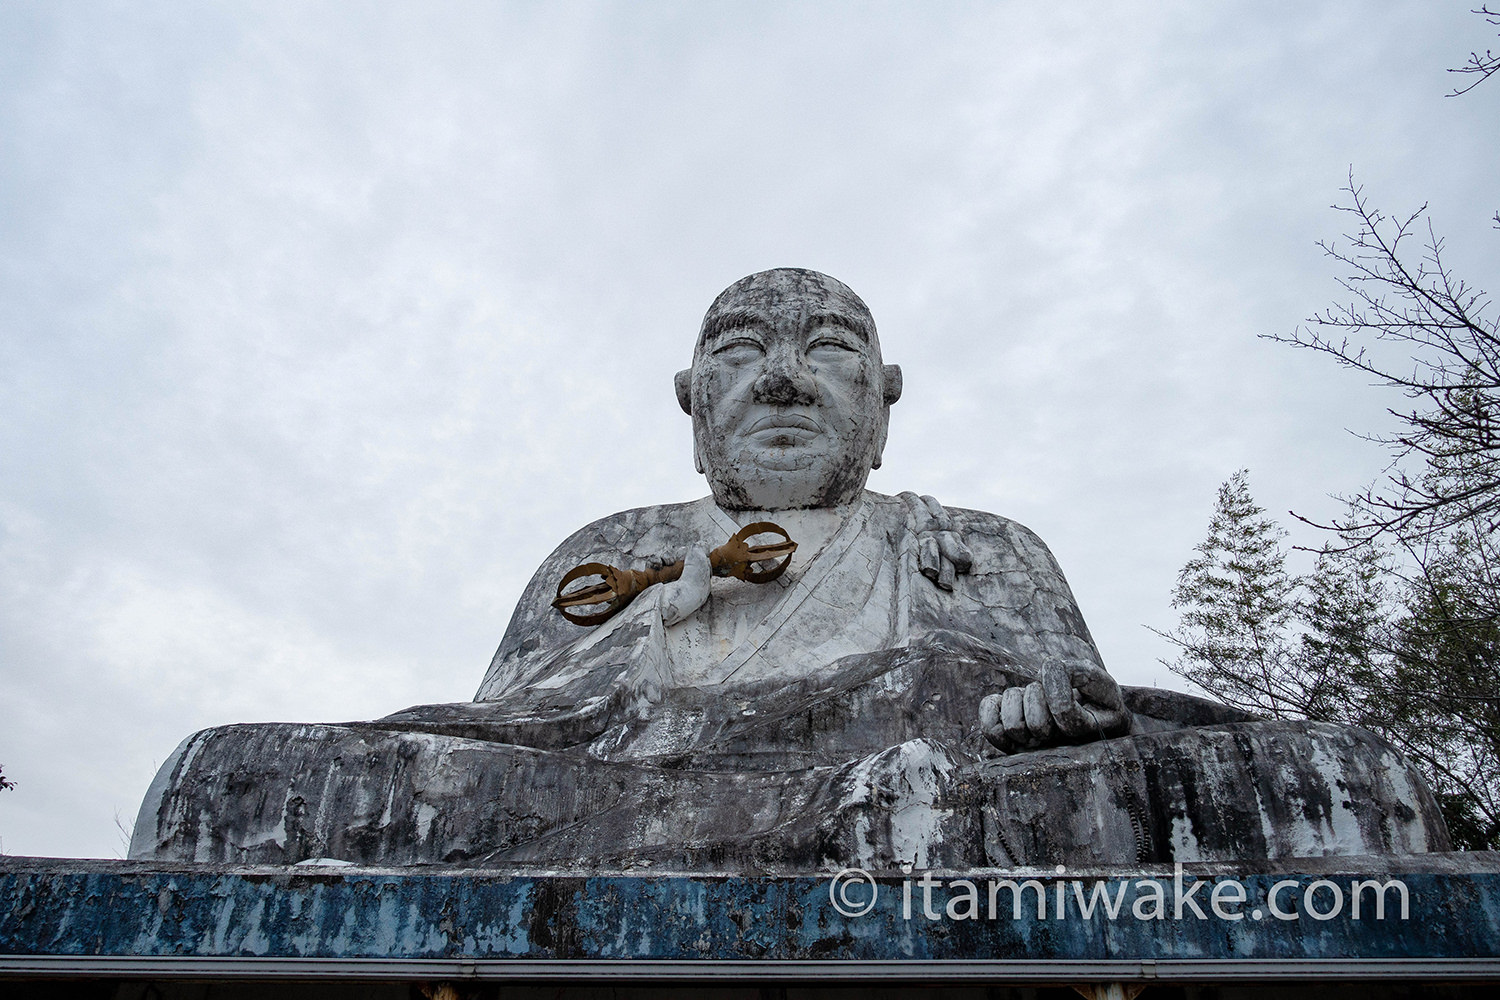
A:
807 336 859 359
712 335 765 362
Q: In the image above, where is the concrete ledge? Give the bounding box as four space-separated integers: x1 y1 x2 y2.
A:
4 855 1499 982
5 956 1500 983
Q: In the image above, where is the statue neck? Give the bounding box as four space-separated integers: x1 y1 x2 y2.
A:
716 498 865 566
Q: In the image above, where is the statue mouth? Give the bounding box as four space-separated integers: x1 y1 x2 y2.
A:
744 412 823 449
746 413 822 434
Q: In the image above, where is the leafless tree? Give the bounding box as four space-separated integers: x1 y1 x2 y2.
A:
1171 2 1500 851
1448 5 1500 96
1266 176 1500 550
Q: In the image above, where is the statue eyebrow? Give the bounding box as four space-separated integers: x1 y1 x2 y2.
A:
702 309 771 343
804 312 870 342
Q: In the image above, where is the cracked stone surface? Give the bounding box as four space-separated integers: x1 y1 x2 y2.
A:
129 269 1450 870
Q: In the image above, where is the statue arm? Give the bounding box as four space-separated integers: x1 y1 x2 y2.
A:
919 501 1131 751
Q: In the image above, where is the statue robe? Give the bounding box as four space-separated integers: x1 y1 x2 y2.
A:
129 493 1450 869
451 491 1113 765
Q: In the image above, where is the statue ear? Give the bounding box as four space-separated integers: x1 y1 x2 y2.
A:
882 365 903 406
872 395 891 470
674 369 693 415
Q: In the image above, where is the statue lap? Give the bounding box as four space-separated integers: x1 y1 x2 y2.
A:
131 631 1448 868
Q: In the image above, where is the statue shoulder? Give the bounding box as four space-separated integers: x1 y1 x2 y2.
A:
475 498 710 700
941 506 1068 576
535 499 705 565
874 491 1103 670
869 491 1067 581
935 503 1033 536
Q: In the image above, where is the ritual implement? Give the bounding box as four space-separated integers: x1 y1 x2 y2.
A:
551 522 798 626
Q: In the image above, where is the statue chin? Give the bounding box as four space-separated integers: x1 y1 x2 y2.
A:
700 434 879 511
705 462 869 511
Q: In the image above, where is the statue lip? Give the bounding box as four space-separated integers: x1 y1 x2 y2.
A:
746 412 823 434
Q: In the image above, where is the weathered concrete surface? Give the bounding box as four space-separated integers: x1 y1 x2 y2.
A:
125 269 1454 875
130 631 1443 870
4 855 1500 977
974 721 1448 867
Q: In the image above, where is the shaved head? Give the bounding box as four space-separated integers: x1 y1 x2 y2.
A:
677 269 901 510
695 269 880 362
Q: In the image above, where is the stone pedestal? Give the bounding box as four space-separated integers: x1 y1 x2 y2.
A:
3 854 1499 995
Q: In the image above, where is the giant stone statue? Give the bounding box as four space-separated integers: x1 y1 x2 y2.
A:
131 269 1449 871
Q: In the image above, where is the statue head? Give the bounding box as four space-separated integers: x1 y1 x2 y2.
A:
674 268 903 510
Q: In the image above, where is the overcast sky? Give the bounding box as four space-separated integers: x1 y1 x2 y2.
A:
2 2 1497 859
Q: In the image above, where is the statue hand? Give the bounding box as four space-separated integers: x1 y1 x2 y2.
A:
979 663 1130 753
658 544 711 626
901 492 973 591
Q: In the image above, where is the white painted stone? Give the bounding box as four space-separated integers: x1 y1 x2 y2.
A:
127 269 1450 870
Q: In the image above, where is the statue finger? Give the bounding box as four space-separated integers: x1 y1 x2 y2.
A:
1069 664 1131 735
1022 682 1054 743
659 544 712 626
1069 664 1127 712
937 555 957 591
1000 686 1029 744
918 535 943 584
900 491 938 532
936 530 973 573
1040 662 1093 739
1002 689 1026 743
920 494 952 531
685 542 712 578
979 692 1003 739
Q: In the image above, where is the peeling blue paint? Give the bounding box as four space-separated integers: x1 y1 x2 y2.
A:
2 858 1499 963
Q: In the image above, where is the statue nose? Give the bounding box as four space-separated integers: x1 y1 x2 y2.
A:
752 352 817 405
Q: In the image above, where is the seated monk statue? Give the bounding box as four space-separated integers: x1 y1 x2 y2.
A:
130 268 1450 871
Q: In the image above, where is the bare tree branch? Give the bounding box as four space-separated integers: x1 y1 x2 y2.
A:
1264 175 1500 546
1448 5 1500 96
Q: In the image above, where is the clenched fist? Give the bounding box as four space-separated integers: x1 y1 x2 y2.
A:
979 663 1131 752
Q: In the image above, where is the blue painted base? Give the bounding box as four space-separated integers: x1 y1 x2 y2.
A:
3 855 1499 982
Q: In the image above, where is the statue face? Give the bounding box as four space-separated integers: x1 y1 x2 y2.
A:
687 269 892 510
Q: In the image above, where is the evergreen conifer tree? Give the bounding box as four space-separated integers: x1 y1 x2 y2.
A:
1155 470 1305 718
1161 473 1500 848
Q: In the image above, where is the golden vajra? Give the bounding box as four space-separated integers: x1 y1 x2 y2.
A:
551 522 798 626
